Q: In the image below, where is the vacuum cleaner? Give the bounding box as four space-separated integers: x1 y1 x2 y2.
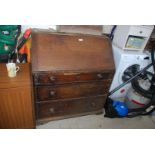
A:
104 45 155 118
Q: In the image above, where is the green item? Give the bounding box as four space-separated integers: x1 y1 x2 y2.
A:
0 25 18 31
0 25 19 55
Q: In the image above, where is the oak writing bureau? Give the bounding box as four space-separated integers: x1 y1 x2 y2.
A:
31 30 115 124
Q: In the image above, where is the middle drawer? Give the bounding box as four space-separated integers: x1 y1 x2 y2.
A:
35 81 111 101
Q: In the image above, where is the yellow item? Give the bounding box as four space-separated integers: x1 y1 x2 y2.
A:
19 37 32 63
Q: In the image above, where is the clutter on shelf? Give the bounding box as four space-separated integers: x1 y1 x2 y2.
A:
0 25 32 63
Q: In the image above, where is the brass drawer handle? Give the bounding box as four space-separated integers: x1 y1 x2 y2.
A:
63 72 80 75
97 73 103 79
91 102 96 107
49 91 56 97
76 75 81 79
49 76 56 82
49 108 55 113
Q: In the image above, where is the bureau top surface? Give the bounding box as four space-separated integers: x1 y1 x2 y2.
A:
31 31 115 72
0 63 31 88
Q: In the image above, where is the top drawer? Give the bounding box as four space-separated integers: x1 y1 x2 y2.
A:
129 26 153 38
33 71 114 85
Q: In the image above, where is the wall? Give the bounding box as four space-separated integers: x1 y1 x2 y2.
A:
21 25 57 32
102 25 113 34
22 25 113 34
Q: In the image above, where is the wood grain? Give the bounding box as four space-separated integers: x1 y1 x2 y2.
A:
31 31 114 72
0 63 31 89
37 95 106 119
35 81 111 101
0 86 34 128
0 64 35 129
31 31 115 123
34 71 114 85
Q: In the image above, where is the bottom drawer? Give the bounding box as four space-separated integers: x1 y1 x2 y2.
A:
37 95 107 119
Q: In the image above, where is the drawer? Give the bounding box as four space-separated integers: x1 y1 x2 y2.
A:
129 26 153 37
35 81 111 101
33 71 114 85
37 95 106 119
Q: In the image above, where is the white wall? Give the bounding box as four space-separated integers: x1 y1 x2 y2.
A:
22 25 113 34
102 25 113 34
21 25 57 32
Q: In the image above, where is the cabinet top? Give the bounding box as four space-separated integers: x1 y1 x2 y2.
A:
0 63 31 89
31 31 115 72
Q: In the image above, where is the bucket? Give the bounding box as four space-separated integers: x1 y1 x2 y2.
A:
125 78 151 109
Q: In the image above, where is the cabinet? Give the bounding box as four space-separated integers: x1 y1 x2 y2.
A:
113 25 154 51
31 31 115 124
0 64 35 129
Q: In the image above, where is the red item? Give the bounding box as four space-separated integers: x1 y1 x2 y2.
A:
120 89 125 93
131 99 145 106
24 28 32 39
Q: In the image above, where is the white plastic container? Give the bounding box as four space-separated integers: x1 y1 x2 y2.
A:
113 25 154 51
125 79 151 109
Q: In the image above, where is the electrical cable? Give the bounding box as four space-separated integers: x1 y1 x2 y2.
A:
151 45 155 73
126 47 155 117
109 25 117 40
106 45 155 118
131 71 155 99
127 95 155 117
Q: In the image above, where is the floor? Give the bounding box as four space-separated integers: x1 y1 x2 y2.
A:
37 113 155 129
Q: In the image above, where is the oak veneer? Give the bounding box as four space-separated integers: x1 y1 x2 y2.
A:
31 30 115 124
0 64 35 129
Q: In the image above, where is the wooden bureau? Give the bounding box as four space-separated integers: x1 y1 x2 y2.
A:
0 63 35 129
31 30 115 124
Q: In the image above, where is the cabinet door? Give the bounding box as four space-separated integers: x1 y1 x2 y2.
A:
0 86 35 129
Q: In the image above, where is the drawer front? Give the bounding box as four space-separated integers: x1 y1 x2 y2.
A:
35 81 111 101
33 71 114 85
129 26 153 37
37 95 106 119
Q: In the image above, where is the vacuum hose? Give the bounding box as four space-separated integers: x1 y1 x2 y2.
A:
106 44 155 118
127 46 155 117
151 44 155 73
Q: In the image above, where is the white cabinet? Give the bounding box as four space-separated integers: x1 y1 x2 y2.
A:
113 25 154 51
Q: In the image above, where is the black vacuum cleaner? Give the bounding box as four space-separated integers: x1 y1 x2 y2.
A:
104 45 155 118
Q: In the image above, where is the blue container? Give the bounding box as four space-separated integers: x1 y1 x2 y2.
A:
112 101 128 117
